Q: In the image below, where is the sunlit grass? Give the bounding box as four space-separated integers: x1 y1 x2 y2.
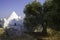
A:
0 28 5 35
40 28 60 40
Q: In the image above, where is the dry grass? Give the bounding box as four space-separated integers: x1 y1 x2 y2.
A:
36 28 60 40
0 28 60 40
0 28 5 35
0 28 36 40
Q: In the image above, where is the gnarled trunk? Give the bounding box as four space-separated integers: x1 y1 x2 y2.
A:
42 21 47 34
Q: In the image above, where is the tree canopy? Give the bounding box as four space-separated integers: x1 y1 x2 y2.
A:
24 1 42 32
43 0 60 31
23 0 60 32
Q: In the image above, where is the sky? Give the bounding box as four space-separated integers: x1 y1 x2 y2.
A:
0 0 45 18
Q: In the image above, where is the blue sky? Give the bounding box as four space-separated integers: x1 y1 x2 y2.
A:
0 0 45 18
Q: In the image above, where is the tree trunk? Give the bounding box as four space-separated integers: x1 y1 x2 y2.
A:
42 21 47 34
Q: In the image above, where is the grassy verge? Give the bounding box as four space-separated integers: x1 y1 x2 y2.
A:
0 28 60 40
34 28 60 40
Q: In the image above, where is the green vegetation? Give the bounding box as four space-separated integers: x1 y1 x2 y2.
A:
44 0 60 31
0 0 60 40
23 0 60 40
24 0 60 32
24 1 42 32
23 0 47 34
